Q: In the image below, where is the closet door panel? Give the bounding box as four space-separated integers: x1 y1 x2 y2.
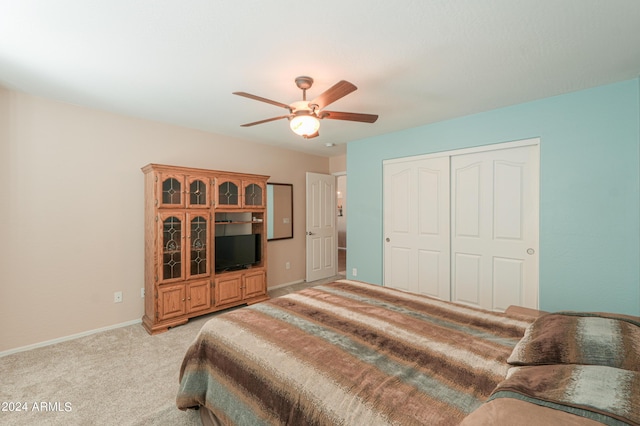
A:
452 145 538 310
389 246 412 292
418 249 442 297
454 163 482 238
385 164 415 291
384 156 450 299
493 257 524 311
494 161 524 240
417 167 441 235
452 252 481 305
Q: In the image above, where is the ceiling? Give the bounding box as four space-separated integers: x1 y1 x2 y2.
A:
2 1 640 157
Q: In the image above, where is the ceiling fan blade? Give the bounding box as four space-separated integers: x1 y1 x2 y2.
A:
319 111 378 123
233 92 291 110
310 80 357 110
240 115 290 127
304 131 319 139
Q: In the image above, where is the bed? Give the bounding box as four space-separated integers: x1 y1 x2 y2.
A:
177 279 640 425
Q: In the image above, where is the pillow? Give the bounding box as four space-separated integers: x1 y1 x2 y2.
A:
489 364 640 426
507 312 640 371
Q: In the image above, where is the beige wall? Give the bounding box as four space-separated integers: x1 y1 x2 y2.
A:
329 154 346 174
0 88 329 352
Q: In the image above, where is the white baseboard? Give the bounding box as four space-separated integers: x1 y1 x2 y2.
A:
0 319 142 358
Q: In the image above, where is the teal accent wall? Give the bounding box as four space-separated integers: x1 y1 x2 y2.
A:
347 79 640 316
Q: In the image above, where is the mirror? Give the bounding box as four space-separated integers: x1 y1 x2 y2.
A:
267 183 293 240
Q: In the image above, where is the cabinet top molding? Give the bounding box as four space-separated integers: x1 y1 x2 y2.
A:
141 163 270 181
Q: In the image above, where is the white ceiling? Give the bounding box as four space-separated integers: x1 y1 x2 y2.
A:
2 1 640 157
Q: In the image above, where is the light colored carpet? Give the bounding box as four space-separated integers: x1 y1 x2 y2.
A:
0 277 339 426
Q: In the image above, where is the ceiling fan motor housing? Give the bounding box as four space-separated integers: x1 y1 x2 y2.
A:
294 76 314 90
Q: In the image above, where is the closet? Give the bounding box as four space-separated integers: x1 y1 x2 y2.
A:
383 140 539 311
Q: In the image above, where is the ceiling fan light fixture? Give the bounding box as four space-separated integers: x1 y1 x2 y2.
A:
234 76 378 137
289 114 320 137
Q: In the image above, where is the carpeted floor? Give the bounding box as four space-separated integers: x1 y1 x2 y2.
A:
0 277 340 426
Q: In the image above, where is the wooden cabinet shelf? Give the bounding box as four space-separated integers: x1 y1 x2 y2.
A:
215 221 263 224
142 164 269 335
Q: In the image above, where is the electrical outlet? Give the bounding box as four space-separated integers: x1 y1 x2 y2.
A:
114 291 123 303
141 288 145 298
285 262 291 270
352 268 358 277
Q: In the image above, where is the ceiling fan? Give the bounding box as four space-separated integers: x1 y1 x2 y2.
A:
233 76 378 139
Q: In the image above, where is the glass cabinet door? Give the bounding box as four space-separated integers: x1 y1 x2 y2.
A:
187 176 210 208
244 182 264 207
187 214 209 279
217 178 241 207
159 173 184 208
160 213 184 282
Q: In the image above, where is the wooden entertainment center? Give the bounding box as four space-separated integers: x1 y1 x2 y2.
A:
141 163 269 334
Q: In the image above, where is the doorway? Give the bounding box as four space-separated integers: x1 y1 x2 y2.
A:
337 174 347 275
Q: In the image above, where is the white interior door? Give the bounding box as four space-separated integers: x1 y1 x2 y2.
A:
451 145 539 310
383 156 450 299
306 172 337 282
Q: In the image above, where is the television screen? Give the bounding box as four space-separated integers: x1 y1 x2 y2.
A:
215 234 261 272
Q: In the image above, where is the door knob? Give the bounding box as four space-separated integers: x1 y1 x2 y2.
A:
527 248 535 255
386 238 390 242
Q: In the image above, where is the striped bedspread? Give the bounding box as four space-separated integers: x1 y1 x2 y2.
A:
177 280 533 425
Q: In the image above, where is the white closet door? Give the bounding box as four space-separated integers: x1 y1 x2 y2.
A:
451 145 539 310
383 156 450 299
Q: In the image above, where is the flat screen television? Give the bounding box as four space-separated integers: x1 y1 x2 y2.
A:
215 234 261 272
